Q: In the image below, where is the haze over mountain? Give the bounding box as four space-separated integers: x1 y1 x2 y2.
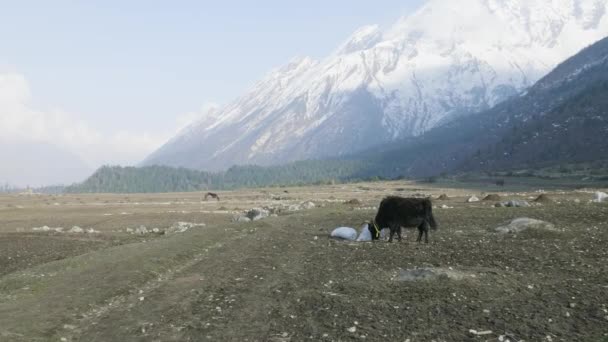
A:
144 0 608 171
0 140 92 188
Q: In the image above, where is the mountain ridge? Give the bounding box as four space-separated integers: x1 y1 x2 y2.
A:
144 0 608 171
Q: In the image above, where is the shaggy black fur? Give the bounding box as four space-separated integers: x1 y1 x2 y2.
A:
370 196 438 243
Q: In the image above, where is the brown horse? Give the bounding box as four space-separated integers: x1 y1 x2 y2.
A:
204 192 220 201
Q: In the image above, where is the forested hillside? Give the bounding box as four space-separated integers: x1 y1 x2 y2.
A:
66 160 367 193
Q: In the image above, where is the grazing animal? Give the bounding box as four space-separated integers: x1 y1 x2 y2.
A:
368 196 438 243
204 192 220 201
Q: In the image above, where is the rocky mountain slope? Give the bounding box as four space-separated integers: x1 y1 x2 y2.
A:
143 0 608 171
355 35 608 177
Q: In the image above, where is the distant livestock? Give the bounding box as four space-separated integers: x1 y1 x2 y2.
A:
368 196 438 243
204 192 220 201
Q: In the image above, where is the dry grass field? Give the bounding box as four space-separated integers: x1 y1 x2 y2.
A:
0 181 607 341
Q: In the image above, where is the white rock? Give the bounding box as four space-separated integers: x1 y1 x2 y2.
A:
134 226 149 235
232 215 251 222
347 326 357 333
301 201 316 209
594 191 608 203
467 196 480 203
495 218 556 234
495 200 531 208
69 226 84 233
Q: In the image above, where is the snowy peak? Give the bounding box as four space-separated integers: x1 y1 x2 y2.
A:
336 25 382 55
143 0 608 171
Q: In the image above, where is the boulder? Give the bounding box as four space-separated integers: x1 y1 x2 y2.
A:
301 201 316 210
232 215 251 222
165 222 206 234
467 196 480 203
134 225 149 235
494 218 556 234
437 194 449 200
533 194 554 204
594 191 608 203
69 226 84 233
245 208 270 221
495 200 531 208
482 194 501 201
396 267 471 281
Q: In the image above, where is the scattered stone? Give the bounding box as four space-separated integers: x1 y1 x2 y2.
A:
574 199 581 203
245 208 270 221
482 194 501 201
469 329 492 336
495 200 531 208
69 226 84 233
86 228 100 234
347 326 357 333
437 194 449 200
467 196 480 203
344 199 362 205
232 215 251 222
165 222 206 234
440 204 453 209
534 194 554 204
126 227 134 233
134 225 149 235
494 218 556 234
396 267 472 281
300 201 316 210
32 226 51 232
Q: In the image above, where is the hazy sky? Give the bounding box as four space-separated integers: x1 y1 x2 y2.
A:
0 0 424 180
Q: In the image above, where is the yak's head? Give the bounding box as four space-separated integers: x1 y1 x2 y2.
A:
367 220 381 240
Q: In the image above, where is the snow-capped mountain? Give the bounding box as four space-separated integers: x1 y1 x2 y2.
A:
143 0 608 171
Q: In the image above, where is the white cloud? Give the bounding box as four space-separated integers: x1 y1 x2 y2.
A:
0 71 170 168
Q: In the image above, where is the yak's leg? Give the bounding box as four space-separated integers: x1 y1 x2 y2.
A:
416 223 424 243
397 226 403 242
422 221 430 243
388 226 395 243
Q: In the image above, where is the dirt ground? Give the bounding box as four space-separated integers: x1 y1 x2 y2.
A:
0 181 607 341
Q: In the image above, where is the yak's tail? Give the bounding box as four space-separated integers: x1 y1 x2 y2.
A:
424 198 438 230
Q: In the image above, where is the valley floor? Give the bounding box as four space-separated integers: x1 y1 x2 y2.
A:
0 181 607 341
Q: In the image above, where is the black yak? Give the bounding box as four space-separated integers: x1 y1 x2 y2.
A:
368 196 438 243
